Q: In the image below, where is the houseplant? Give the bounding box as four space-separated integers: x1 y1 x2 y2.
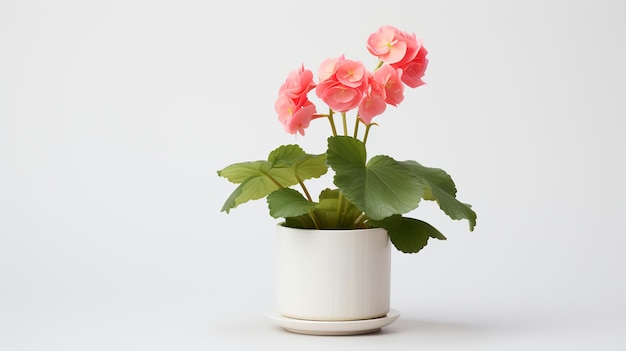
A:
218 25 477 334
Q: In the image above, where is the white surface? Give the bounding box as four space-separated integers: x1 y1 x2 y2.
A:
265 308 401 335
277 226 390 321
1 0 625 350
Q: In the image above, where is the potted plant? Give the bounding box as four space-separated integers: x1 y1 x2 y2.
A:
217 25 477 335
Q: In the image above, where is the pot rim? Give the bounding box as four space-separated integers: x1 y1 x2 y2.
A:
277 222 385 233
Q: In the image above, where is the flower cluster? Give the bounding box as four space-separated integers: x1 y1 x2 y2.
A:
276 25 429 135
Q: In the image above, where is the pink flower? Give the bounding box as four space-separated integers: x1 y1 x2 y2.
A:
367 25 428 88
367 25 419 67
398 44 428 88
336 59 367 88
357 65 405 124
373 64 404 106
278 65 316 104
283 102 316 136
275 65 317 135
318 56 342 81
358 89 386 124
316 56 369 112
275 95 316 136
316 80 364 112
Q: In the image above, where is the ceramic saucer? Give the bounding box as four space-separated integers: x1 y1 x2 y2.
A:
266 309 400 335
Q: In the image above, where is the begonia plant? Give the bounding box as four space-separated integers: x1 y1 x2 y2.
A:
218 25 477 253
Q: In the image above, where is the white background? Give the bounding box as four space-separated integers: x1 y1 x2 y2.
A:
1 0 625 350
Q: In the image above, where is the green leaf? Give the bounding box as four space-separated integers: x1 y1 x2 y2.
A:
267 188 315 218
220 181 244 213
266 144 328 186
217 144 328 213
400 160 477 231
370 215 446 254
218 174 279 213
312 189 365 229
400 161 457 198
268 144 307 164
217 161 271 184
284 216 315 228
274 188 366 230
326 136 424 220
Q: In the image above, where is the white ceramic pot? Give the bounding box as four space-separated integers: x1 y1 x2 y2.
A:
275 224 391 321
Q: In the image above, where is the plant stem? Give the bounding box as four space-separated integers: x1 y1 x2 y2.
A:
262 171 285 189
307 209 321 229
341 112 348 136
337 191 344 217
374 59 383 72
363 123 373 145
353 212 366 228
296 175 313 202
327 109 337 136
296 175 316 228
353 115 361 139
